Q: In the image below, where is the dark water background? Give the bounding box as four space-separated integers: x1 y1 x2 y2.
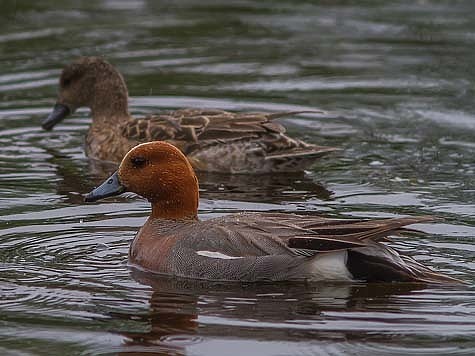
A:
0 1 474 355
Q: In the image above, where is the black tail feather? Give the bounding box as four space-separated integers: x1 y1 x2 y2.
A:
347 249 464 284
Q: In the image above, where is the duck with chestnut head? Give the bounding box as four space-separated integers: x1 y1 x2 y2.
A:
84 141 462 284
43 56 337 173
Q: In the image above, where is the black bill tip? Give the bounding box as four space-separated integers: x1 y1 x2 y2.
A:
84 171 126 202
42 103 71 130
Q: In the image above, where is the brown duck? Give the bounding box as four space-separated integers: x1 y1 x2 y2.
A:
42 56 337 173
84 141 462 284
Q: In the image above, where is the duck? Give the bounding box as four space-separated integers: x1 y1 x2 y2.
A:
84 141 461 284
42 56 338 173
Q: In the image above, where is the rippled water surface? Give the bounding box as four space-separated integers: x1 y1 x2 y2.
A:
1 1 474 355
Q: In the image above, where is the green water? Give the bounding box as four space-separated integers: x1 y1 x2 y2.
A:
0 1 474 355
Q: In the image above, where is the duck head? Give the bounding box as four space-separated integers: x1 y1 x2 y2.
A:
42 56 129 130
85 141 199 220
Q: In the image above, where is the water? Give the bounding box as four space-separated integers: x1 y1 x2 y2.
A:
0 1 474 355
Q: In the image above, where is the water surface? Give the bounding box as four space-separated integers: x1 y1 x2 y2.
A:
0 1 474 355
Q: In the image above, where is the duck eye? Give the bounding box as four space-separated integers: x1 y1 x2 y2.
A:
131 156 147 168
61 78 71 87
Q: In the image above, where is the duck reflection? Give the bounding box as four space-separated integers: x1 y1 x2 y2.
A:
44 146 333 204
41 146 117 204
111 269 426 354
117 277 199 355
197 171 332 202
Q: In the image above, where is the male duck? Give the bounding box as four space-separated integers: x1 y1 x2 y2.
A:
42 56 337 173
85 141 461 284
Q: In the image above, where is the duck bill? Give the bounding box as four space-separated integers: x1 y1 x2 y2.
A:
42 103 71 130
84 171 126 202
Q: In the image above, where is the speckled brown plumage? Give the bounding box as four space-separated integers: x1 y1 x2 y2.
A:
118 108 338 173
44 57 338 173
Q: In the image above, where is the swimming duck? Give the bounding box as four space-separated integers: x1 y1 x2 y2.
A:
42 56 337 173
85 141 460 284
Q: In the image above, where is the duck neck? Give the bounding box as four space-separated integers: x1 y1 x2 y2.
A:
150 182 199 220
90 71 130 124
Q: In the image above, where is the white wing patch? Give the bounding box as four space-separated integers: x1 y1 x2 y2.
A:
197 250 243 260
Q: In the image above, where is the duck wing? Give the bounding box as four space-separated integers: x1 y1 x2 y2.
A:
206 213 462 284
120 109 338 156
121 108 285 143
214 213 433 254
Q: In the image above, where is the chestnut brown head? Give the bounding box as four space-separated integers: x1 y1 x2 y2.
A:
85 141 199 220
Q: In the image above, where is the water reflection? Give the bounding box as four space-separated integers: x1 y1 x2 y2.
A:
197 172 333 203
44 147 334 205
111 270 438 355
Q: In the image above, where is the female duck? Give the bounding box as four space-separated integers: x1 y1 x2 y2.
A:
85 141 461 283
42 56 337 173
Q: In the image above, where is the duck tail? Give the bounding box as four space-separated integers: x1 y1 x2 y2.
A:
263 146 340 172
265 145 341 161
265 110 326 120
398 254 466 284
346 246 465 284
